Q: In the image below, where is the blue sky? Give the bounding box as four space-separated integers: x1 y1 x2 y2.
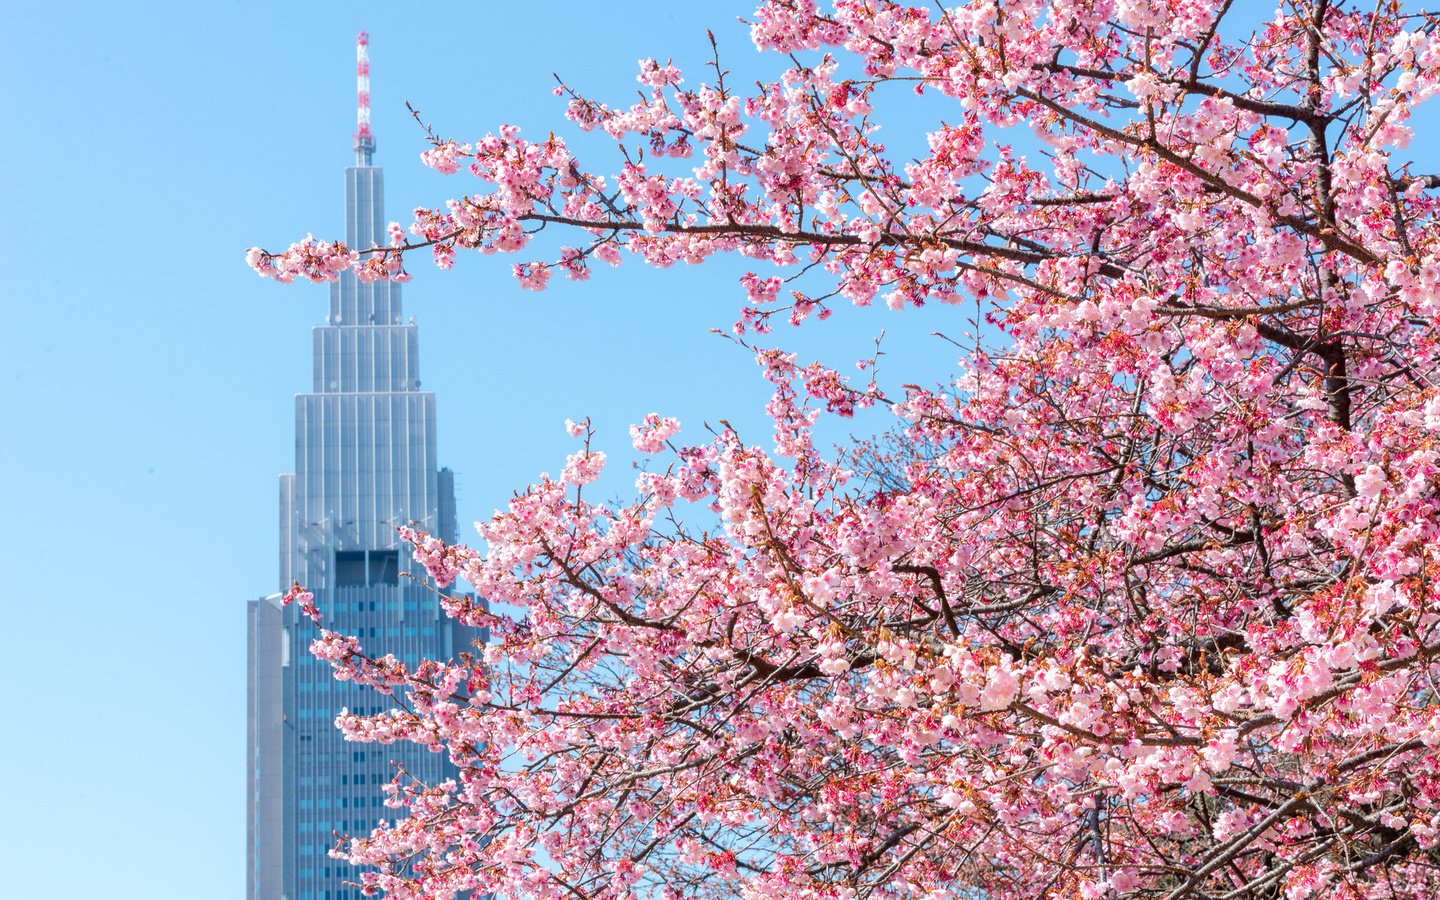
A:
0 2 960 894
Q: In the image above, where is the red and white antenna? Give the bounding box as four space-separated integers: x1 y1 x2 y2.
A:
354 31 375 164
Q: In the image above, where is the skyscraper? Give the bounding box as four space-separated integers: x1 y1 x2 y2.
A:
248 33 478 900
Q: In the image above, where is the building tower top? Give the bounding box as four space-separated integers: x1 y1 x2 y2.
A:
354 31 374 166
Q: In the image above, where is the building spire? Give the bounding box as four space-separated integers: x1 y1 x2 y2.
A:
354 31 375 165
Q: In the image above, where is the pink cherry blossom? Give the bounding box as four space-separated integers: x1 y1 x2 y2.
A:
253 3 1440 898
628 413 680 454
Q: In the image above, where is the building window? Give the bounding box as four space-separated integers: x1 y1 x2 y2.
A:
335 550 399 586
335 551 367 586
369 550 399 585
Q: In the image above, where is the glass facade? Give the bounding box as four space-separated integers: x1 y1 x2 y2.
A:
249 152 480 900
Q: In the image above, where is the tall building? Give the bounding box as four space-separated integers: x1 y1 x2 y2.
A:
249 33 479 900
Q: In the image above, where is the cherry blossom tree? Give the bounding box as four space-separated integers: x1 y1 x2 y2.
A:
255 2 1440 897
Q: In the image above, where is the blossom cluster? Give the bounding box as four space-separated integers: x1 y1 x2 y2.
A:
257 2 1440 898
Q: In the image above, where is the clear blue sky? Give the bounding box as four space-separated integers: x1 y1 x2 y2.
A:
0 2 959 894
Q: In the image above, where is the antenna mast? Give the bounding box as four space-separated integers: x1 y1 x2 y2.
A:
354 31 375 165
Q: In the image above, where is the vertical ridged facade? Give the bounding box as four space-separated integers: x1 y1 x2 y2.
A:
248 136 478 900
